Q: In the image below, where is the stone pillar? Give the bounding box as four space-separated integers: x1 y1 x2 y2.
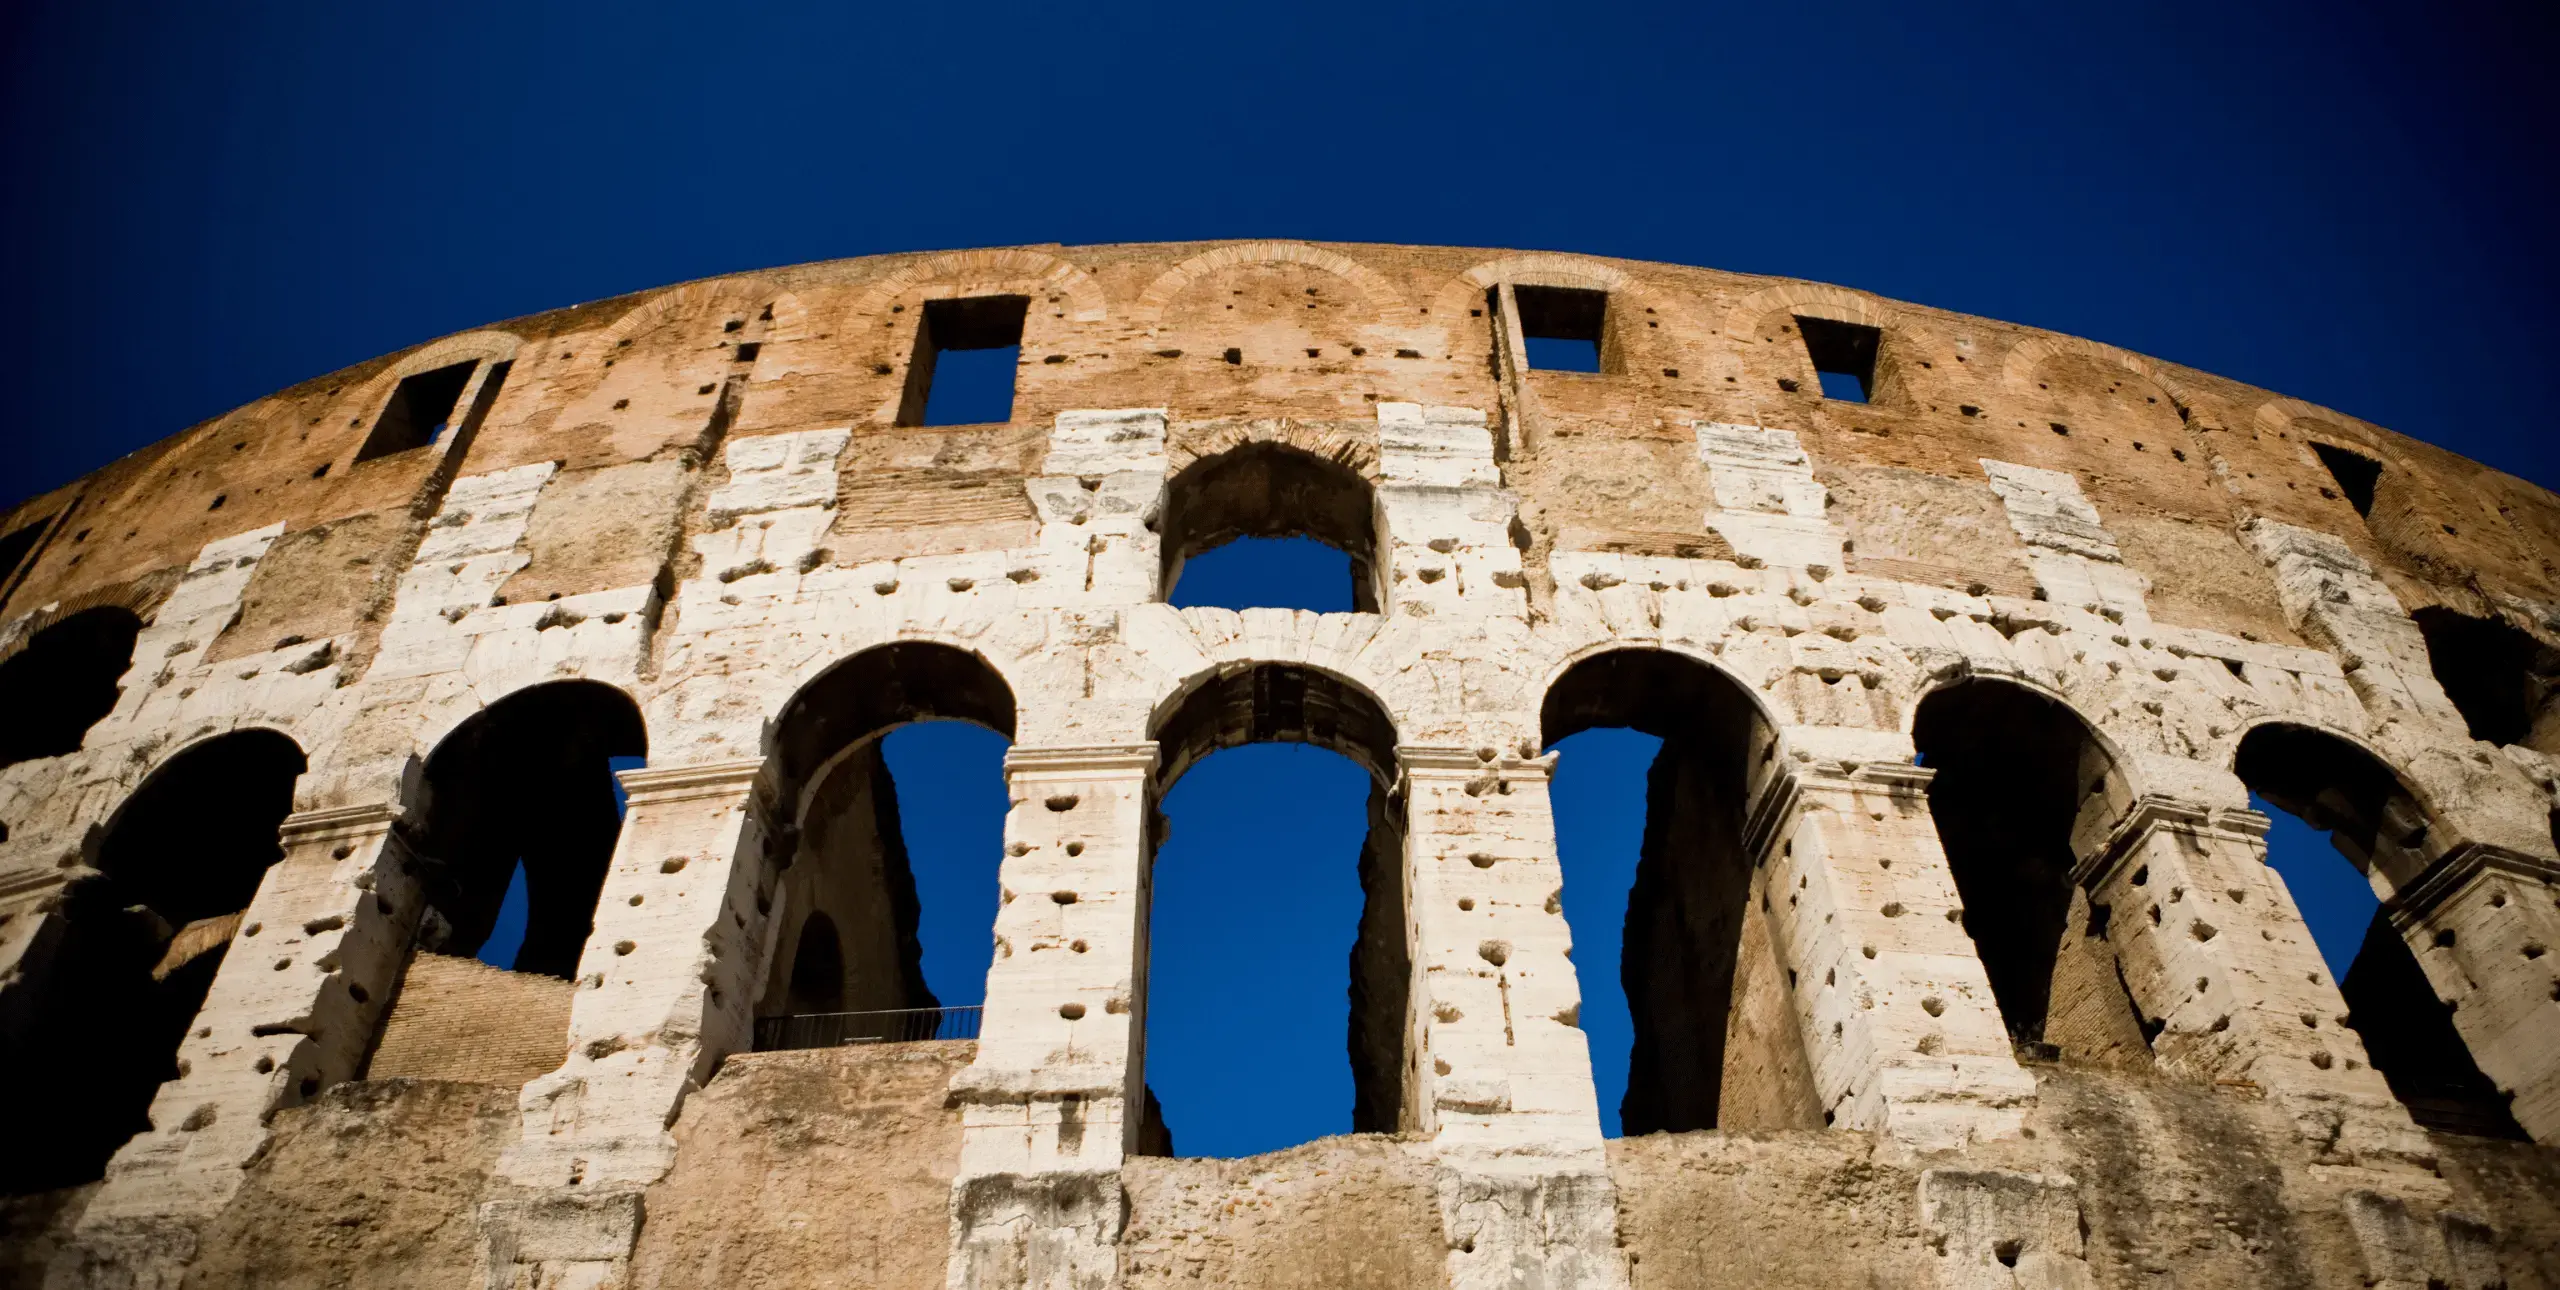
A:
2076 795 2430 1159
66 801 418 1288
478 758 772 1290
1402 746 1627 1290
2382 842 2560 1142
945 743 1155 1290
1754 758 2038 1150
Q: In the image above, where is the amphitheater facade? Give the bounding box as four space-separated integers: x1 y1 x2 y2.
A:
1 241 2558 1289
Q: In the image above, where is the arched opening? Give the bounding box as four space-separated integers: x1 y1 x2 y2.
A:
1541 648 1810 1135
785 912 847 1014
755 642 1014 1049
408 681 647 977
1143 663 1404 1155
1911 679 2153 1067
1 729 304 1193
0 606 142 770
2236 724 2526 1138
2412 608 2560 754
1160 443 1378 613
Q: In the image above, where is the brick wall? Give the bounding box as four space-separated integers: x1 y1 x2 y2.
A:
365 951 573 1086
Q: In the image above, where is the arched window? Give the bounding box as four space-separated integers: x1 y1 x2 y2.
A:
2 730 304 1192
409 682 646 977
1143 663 1404 1155
756 643 1013 1047
1542 648 1809 1135
2412 608 2560 754
0 606 142 770
2237 724 2525 1138
1160 443 1378 612
1912 679 2152 1066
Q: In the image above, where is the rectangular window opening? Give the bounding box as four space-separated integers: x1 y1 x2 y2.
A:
2311 442 2382 518
1797 316 1880 403
356 361 479 462
900 295 1029 427
0 518 47 589
1513 285 1608 373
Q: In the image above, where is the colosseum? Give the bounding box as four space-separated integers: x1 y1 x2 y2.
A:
0 240 2556 1289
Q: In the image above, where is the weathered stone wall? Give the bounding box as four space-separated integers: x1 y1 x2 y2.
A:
172 1079 518 1290
365 952 578 1086
1 241 2557 1289
629 1042 974 1290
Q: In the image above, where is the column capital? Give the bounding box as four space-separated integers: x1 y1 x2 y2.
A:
614 757 765 806
1743 757 1936 868
1396 745 1554 784
2385 839 2560 928
2075 794 2270 889
1002 742 1159 777
278 800 403 843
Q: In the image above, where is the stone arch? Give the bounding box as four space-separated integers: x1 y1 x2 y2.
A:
592 277 792 354
1136 614 1423 749
2000 334 2183 400
2257 397 2486 579
1148 656 1402 790
371 329 523 387
1539 644 1810 1133
1430 253 1685 374
768 640 1020 814
753 642 1018 1035
1164 415 1378 479
1719 281 1898 343
408 679 647 978
2406 607 2560 753
1 727 306 1192
1536 636 1784 735
1912 675 2155 1066
1428 252 1639 324
1160 439 1381 612
1137 241 1406 330
1719 281 1938 406
2231 720 2526 1137
2232 720 2445 900
851 248 1106 323
0 604 144 771
2251 397 2433 495
1140 655 1411 1141
2001 335 2193 436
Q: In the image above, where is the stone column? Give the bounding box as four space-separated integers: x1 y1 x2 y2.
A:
2382 842 2560 1142
1754 758 2038 1150
1402 745 1626 1290
2076 795 2430 1159
67 801 419 1287
478 758 772 1290
945 743 1155 1290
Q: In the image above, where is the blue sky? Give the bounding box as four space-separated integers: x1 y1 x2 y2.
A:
9 0 2549 1150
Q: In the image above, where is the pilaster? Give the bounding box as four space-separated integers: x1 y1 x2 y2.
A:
944 742 1156 1290
1755 757 2038 1150
2380 841 2560 1142
2078 795 2430 1160
67 801 417 1287
478 756 770 1290
1402 744 1626 1290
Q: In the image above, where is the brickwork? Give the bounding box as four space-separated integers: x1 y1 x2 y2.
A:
365 952 577 1087
0 241 2555 1289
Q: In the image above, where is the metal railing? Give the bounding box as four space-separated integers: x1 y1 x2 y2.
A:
753 1005 982 1051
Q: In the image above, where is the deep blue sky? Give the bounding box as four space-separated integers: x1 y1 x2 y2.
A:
4 1 2556 502
15 1 2547 1149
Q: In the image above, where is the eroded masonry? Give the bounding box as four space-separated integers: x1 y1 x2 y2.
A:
2 242 2558 1290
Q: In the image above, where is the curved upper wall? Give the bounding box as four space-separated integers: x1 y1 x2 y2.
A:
2 240 2554 652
